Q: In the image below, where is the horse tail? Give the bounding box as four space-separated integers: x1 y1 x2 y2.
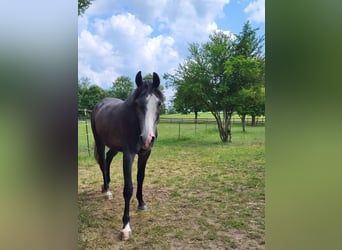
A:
94 144 100 163
91 102 101 164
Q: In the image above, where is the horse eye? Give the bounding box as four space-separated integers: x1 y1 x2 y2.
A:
157 101 161 107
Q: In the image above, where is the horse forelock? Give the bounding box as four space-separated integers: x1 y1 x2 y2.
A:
127 80 163 105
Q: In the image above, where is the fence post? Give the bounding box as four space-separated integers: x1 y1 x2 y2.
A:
195 121 197 136
178 121 181 139
84 108 91 156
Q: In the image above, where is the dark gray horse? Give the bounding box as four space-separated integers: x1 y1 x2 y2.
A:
91 71 163 240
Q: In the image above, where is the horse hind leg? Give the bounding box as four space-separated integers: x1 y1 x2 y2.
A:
102 149 118 200
94 142 112 199
106 149 118 183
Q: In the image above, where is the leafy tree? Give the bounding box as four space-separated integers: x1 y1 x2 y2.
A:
164 63 205 123
78 77 106 112
87 85 106 108
166 32 236 142
234 21 264 58
236 86 265 132
78 0 94 16
142 73 153 80
78 77 90 110
165 22 264 143
173 79 204 121
79 85 106 110
111 76 134 101
231 21 265 130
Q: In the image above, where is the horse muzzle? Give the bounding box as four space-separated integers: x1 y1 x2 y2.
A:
140 132 155 150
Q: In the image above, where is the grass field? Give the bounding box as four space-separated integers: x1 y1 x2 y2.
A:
78 119 265 249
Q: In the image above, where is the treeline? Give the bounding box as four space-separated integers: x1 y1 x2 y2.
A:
164 21 265 142
78 74 166 114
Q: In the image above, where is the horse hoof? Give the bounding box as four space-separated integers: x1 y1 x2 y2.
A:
101 185 113 200
120 223 132 241
104 190 113 200
120 230 131 241
138 203 148 211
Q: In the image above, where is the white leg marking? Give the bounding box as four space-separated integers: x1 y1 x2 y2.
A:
122 223 131 232
105 190 113 200
101 185 113 200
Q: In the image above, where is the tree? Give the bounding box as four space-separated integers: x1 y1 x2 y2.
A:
78 77 106 111
79 85 106 111
111 76 134 101
78 77 90 110
172 79 204 122
165 32 235 142
164 63 206 123
236 86 265 132
230 21 265 130
165 22 264 143
234 21 264 58
78 0 94 16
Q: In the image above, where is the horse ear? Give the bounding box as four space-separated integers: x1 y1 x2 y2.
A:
152 72 160 88
135 71 143 87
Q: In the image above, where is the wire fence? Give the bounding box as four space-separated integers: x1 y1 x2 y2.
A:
78 109 265 157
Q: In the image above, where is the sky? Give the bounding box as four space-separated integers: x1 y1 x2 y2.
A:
78 0 265 105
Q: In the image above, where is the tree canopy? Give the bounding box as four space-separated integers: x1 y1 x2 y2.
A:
78 0 94 16
78 77 106 111
110 76 134 101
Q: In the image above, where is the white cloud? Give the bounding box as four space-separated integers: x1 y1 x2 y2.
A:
78 13 180 90
244 0 265 23
78 0 233 103
78 29 123 88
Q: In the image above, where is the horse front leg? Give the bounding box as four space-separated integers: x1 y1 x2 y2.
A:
121 152 135 241
136 150 151 210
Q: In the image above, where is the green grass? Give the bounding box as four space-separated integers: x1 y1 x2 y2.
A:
78 119 265 249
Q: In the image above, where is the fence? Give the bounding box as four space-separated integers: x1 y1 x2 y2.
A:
78 109 265 156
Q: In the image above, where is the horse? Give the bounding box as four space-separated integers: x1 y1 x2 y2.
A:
90 71 163 240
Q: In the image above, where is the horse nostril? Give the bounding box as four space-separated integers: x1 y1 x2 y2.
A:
151 136 155 144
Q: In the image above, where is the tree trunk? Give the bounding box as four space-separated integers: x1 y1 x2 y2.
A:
251 115 256 126
224 110 232 142
212 111 231 143
241 114 246 132
194 111 198 124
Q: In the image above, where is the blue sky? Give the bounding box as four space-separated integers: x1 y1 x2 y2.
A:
78 0 264 104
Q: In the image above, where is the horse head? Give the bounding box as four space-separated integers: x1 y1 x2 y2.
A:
134 71 163 151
